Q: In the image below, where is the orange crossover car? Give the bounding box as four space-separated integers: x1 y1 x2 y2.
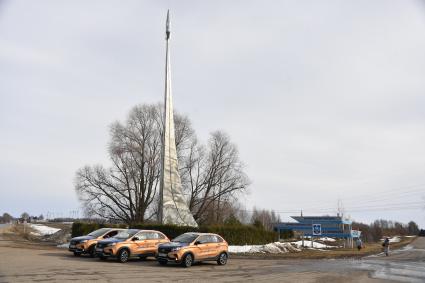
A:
68 228 124 257
157 232 229 267
95 229 170 263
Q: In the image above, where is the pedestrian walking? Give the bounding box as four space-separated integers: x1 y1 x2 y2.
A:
356 238 363 251
382 237 390 256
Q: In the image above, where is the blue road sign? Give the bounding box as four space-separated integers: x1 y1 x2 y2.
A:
312 224 321 236
351 230 361 238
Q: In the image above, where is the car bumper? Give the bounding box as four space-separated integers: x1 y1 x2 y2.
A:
157 252 182 263
95 247 115 257
69 244 87 253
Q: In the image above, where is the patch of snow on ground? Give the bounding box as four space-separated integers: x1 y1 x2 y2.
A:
381 236 401 243
292 240 336 249
318 237 336 242
57 243 70 249
389 236 400 243
229 242 301 254
29 224 61 236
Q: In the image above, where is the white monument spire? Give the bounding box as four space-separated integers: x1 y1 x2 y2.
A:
159 10 198 227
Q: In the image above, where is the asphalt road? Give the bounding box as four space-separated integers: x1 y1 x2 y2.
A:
0 228 424 282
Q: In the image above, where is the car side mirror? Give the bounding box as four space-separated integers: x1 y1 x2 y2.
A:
132 237 139 241
194 241 201 245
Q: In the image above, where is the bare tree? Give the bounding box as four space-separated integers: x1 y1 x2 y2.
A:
76 105 171 224
75 104 248 225
181 131 250 224
20 212 29 220
407 221 419 235
1 213 13 223
251 207 281 231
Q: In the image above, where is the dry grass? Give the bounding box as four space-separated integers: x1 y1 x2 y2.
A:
8 223 38 241
5 222 69 243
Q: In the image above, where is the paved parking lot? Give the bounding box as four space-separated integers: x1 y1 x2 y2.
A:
0 242 377 282
1 231 424 282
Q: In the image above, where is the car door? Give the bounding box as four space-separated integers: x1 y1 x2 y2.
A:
207 235 220 258
131 232 149 255
144 232 159 253
193 235 210 260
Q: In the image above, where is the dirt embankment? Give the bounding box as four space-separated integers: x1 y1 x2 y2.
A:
0 223 71 249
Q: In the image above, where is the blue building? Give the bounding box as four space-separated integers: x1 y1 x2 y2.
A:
274 215 355 247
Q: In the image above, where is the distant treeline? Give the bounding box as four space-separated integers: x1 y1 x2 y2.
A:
0 213 14 223
353 219 420 242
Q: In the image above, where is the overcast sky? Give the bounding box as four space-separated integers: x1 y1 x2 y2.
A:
1 0 425 227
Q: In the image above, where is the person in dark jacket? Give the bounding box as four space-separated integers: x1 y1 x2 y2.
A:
356 238 363 251
383 237 390 256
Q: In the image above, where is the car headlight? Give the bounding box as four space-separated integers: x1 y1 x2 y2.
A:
171 247 181 252
80 240 88 243
107 243 117 246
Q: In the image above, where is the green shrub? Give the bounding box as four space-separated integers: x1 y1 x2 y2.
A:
71 222 277 245
71 222 127 238
201 225 277 245
130 224 197 240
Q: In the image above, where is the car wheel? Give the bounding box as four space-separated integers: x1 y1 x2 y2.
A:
217 252 228 265
158 260 167 265
117 249 130 263
73 252 81 257
88 245 96 258
181 253 193 268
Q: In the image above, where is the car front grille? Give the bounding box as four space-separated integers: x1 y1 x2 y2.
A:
70 240 78 245
158 247 173 253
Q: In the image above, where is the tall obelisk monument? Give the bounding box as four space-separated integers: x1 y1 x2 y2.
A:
159 11 198 227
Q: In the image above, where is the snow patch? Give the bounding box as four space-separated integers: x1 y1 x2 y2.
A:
229 242 301 254
229 239 343 254
292 240 337 249
29 224 61 236
320 238 334 242
381 236 401 243
57 242 70 249
389 236 400 243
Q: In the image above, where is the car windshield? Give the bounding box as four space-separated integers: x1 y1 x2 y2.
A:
173 233 199 243
114 229 139 240
87 228 110 238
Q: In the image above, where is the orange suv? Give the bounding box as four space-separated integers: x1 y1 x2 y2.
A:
157 232 229 267
69 228 124 257
95 229 170 263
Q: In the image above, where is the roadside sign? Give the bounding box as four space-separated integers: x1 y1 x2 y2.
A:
351 230 361 238
312 224 321 236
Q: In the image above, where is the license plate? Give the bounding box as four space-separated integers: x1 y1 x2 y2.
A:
158 253 167 257
96 248 103 252
69 245 76 248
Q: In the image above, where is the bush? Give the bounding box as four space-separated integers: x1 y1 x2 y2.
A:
131 224 196 240
71 222 127 238
71 222 277 245
201 225 277 245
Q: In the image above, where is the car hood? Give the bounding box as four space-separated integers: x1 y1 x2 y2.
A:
97 238 126 245
71 235 95 242
159 241 190 249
